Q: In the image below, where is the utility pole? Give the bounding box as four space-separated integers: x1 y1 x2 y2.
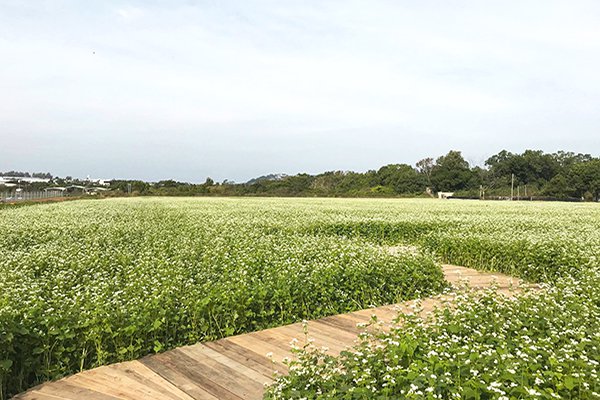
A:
510 173 514 201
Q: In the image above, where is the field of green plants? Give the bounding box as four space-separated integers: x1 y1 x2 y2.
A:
1 197 599 399
0 198 444 398
267 270 600 399
265 200 600 399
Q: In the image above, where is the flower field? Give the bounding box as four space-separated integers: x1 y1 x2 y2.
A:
265 199 600 399
0 198 445 398
1 198 599 399
306 200 600 282
266 270 600 399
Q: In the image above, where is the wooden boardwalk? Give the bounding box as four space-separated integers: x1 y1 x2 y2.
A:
14 265 529 400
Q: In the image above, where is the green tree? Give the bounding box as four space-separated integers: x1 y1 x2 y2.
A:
377 164 426 194
430 151 475 192
569 160 600 201
543 174 571 198
416 157 434 188
486 150 560 188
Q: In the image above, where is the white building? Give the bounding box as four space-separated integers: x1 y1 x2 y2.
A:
85 176 111 187
437 191 454 199
0 176 50 185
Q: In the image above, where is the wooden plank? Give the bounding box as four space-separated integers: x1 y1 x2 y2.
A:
317 315 363 334
111 361 196 400
253 326 346 356
25 381 122 400
241 330 297 355
327 313 383 335
333 312 374 326
180 344 273 393
310 321 363 342
226 334 291 368
141 354 220 400
164 348 263 400
251 328 309 350
282 324 354 351
352 308 398 322
153 348 253 399
341 311 373 322
65 366 182 400
95 366 184 400
13 390 68 400
259 324 304 342
204 340 280 379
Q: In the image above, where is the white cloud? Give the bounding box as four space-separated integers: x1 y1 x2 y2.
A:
1 0 600 181
115 6 144 22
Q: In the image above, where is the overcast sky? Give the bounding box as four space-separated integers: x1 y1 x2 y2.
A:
1 1 600 182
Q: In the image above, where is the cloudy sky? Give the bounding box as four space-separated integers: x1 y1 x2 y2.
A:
1 1 599 182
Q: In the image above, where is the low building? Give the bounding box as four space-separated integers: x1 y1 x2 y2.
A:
0 176 50 184
438 191 454 199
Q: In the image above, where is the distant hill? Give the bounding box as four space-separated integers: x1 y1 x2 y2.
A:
246 173 289 185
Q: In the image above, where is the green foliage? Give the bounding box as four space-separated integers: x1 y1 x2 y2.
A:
5 149 600 200
305 200 600 283
3 198 600 398
483 150 598 199
266 269 600 399
0 198 446 398
431 150 476 192
377 164 426 194
265 199 600 399
568 160 600 201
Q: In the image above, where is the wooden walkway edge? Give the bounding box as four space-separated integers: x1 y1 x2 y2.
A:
14 265 530 400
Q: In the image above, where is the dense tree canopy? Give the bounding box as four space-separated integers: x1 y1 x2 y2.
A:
0 171 52 178
430 151 476 192
4 150 600 201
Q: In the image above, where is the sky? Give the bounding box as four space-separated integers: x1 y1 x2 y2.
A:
1 0 600 183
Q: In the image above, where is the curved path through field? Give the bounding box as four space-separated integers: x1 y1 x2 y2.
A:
14 265 532 400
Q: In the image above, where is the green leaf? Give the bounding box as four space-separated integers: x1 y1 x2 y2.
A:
564 376 575 390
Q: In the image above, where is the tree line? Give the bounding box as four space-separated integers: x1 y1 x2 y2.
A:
0 171 53 179
107 149 600 201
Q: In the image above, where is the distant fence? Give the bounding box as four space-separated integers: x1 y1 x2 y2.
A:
0 190 65 202
449 195 584 202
